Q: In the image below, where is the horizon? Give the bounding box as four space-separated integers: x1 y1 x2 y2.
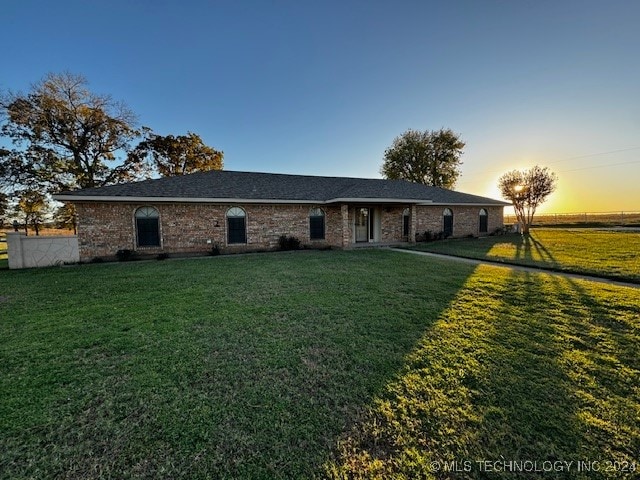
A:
2 0 639 214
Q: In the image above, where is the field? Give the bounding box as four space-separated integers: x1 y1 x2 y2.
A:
1 249 638 479
504 211 640 227
411 228 640 283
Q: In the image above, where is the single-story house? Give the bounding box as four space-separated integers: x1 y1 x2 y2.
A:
54 170 509 261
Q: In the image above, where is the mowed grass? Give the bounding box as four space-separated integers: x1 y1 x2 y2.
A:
411 228 640 283
0 250 638 479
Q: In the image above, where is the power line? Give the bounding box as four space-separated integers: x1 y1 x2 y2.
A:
558 159 640 173
459 146 640 184
457 159 640 187
461 146 640 179
547 146 640 165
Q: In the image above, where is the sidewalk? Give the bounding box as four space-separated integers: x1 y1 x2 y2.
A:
391 248 640 289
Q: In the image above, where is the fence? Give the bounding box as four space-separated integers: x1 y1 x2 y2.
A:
6 232 79 269
504 211 640 226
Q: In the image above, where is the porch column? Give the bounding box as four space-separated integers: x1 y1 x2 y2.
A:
340 204 350 247
409 205 417 244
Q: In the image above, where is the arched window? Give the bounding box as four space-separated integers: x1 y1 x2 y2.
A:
443 208 453 237
479 208 488 233
226 207 247 244
309 208 325 240
402 208 410 238
135 206 160 247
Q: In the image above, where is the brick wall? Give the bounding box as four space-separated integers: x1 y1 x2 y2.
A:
75 202 343 260
74 201 504 261
380 206 408 242
416 205 504 237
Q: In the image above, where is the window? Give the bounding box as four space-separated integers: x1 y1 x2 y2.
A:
135 206 160 247
309 208 325 240
402 208 410 238
479 208 488 233
443 208 453 237
226 207 246 244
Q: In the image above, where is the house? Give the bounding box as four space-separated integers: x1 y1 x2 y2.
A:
53 170 509 261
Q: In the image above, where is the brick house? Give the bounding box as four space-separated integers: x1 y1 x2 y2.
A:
54 170 509 261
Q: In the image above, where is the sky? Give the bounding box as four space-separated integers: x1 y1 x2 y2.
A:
2 0 639 213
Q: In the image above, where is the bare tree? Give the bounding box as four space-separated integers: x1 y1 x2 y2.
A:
498 165 557 234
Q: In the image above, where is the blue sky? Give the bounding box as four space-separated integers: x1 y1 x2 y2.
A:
2 0 639 212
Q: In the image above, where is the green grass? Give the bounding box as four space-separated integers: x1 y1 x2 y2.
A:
326 265 639 479
410 228 640 283
1 250 638 479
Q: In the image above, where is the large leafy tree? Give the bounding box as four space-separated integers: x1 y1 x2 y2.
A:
498 165 557 234
133 131 223 176
0 72 149 194
381 128 465 189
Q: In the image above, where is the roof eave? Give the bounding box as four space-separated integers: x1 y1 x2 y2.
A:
324 197 433 204
53 195 437 205
52 195 324 204
53 195 508 207
427 201 511 207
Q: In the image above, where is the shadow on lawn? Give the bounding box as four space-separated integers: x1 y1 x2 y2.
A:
0 251 484 480
323 255 639 479
513 233 558 267
541 274 640 467
2 250 637 479
472 271 582 478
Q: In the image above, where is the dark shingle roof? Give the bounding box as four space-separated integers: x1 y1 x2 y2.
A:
55 170 509 205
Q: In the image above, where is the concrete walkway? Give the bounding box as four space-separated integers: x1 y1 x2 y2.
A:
391 248 640 289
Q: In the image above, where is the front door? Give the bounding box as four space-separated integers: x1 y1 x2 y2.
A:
443 209 454 237
356 208 369 242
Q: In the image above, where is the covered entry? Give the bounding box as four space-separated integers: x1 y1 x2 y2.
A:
355 207 374 242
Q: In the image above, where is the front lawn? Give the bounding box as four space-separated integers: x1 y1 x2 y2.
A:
1 250 638 479
410 228 640 282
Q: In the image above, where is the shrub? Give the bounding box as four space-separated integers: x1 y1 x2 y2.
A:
278 235 301 251
156 253 169 261
415 231 447 242
209 244 221 256
489 226 509 236
115 249 136 262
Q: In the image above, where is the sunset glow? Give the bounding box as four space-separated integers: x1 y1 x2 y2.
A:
2 1 638 214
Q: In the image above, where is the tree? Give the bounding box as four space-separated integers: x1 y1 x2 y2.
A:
0 192 8 228
132 131 223 176
381 128 465 189
16 190 47 235
0 72 149 195
498 165 557 234
53 203 77 234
